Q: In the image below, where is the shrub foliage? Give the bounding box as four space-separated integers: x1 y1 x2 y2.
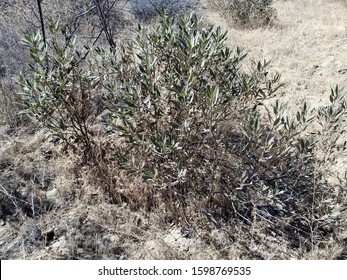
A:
18 10 347 252
18 18 101 162
101 11 281 187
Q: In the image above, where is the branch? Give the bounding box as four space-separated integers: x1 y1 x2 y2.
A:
36 0 46 46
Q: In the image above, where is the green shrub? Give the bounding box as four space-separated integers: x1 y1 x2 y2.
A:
100 10 346 249
224 94 345 249
100 10 281 190
18 18 102 162
17 10 346 253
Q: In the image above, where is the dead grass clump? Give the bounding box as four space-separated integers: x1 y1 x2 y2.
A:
128 0 198 21
211 0 277 28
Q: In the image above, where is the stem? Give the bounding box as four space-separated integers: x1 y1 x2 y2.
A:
36 0 46 46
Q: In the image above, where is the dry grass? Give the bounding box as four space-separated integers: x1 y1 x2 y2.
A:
207 0 347 176
1 0 347 259
209 0 347 104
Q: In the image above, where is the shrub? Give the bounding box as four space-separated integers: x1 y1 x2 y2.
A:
129 0 197 21
101 10 281 195
17 9 347 253
213 0 277 27
18 18 102 162
224 94 345 249
99 10 346 249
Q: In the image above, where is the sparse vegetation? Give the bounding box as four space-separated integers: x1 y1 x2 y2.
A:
213 0 277 27
1 0 347 260
129 0 198 21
